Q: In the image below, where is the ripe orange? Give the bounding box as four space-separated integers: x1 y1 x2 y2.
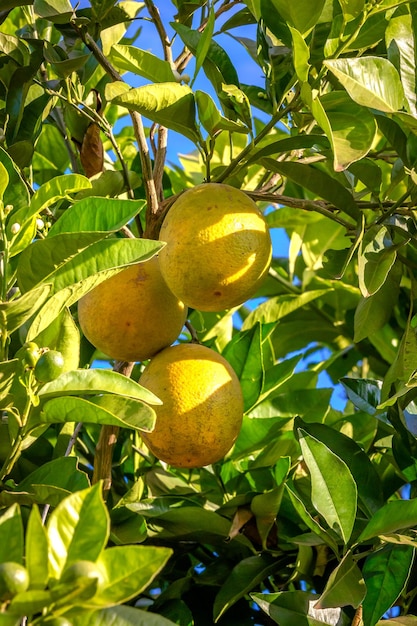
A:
158 183 272 311
77 256 187 362
139 343 243 468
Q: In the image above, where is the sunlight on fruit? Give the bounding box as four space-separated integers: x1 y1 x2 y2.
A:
159 183 272 312
139 343 243 468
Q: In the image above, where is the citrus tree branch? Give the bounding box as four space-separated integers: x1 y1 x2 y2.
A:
79 29 160 225
92 361 135 497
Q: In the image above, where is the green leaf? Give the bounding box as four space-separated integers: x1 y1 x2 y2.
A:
286 486 340 554
251 590 342 625
311 91 377 171
354 261 401 342
69 605 179 626
107 82 200 143
88 545 172 607
0 162 9 199
362 545 414 626
0 457 89 508
314 553 366 609
298 419 383 515
25 506 49 590
46 484 109 578
38 395 156 432
222 323 265 412
358 498 417 543
289 26 310 82
110 44 177 83
171 23 240 98
49 197 145 236
195 91 249 136
261 159 360 219
358 225 397 296
0 504 24 564
0 146 30 210
250 461 289 550
298 429 357 543
386 9 417 115
0 284 51 335
340 378 381 415
38 369 161 404
33 0 73 22
268 0 326 34
242 290 328 330
338 0 365 21
18 233 162 293
29 173 92 216
213 554 279 622
324 56 406 113
193 5 215 84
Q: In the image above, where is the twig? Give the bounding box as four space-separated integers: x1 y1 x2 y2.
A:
352 605 363 626
92 361 135 497
78 30 160 227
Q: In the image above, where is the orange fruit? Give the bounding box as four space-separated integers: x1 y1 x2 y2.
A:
158 183 272 311
78 256 187 362
139 343 243 467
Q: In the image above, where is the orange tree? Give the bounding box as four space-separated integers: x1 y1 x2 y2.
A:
1 1 417 624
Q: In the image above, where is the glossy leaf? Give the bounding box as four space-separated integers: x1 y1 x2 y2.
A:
358 498 417 543
0 457 89 508
171 22 239 96
110 44 177 83
38 369 161 404
69 606 179 625
311 91 377 171
251 591 342 625
324 56 406 112
297 418 384 515
107 82 201 143
213 554 279 621
0 146 29 210
29 174 91 216
242 290 328 330
17 233 162 293
39 395 156 432
262 159 360 219
195 90 249 136
358 225 397 296
33 0 73 22
49 197 145 236
89 545 172 607
353 261 401 342
386 9 417 115
222 323 265 412
268 0 326 34
0 284 51 335
286 486 340 554
362 544 414 626
314 553 366 609
298 429 357 543
338 0 365 21
47 483 109 577
25 506 49 590
0 503 24 564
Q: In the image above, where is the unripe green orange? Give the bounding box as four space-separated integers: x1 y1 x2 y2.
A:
0 562 29 600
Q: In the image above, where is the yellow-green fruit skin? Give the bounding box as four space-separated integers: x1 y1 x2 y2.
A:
158 183 272 312
139 343 244 468
78 256 187 362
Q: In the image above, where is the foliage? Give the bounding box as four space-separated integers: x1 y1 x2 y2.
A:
1 0 417 624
